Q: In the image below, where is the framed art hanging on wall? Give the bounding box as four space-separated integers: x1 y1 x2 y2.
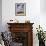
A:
15 3 26 16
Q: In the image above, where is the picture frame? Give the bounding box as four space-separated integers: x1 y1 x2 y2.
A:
15 3 26 16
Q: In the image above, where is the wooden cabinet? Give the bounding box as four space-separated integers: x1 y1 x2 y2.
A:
7 23 34 46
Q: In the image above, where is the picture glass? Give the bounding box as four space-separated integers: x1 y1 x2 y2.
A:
15 3 26 16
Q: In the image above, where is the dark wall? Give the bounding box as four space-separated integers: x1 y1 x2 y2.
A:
0 0 2 32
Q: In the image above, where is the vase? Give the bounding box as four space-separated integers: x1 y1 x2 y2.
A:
39 40 45 46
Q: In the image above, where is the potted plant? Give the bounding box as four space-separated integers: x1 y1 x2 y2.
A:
36 25 45 46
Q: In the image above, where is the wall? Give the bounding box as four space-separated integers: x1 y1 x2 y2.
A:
40 0 46 13
40 0 46 31
2 0 46 46
2 0 40 30
0 0 2 32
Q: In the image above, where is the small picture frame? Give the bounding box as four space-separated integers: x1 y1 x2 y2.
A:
15 3 26 16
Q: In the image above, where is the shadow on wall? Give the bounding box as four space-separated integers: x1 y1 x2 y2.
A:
40 0 46 13
0 0 2 32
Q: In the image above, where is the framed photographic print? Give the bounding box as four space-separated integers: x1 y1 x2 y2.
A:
15 3 26 16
